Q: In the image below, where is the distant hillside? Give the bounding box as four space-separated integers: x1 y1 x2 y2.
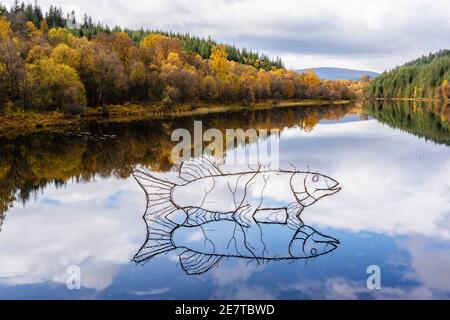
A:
297 67 379 81
366 50 450 99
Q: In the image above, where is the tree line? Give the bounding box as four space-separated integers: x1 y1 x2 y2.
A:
1 1 355 115
2 0 284 70
365 50 450 101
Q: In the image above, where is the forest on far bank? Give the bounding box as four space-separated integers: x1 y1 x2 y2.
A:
365 50 450 102
0 1 356 116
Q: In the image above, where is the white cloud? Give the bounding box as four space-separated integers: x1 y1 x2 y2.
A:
0 177 144 290
279 120 450 240
210 260 261 286
286 277 435 300
402 238 450 292
130 287 171 296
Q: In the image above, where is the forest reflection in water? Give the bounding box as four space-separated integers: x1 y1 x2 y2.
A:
1 101 449 226
364 100 450 146
0 100 449 299
0 104 358 221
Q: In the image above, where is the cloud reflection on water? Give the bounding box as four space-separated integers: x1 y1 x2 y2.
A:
0 116 449 299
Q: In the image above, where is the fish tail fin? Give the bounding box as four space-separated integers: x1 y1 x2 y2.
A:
287 203 304 230
132 168 180 263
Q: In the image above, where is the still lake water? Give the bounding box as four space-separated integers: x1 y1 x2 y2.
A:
0 101 449 300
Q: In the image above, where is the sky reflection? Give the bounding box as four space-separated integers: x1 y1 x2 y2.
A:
0 115 449 299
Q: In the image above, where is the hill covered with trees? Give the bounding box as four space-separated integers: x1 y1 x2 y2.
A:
365 50 450 101
1 1 354 116
0 1 284 70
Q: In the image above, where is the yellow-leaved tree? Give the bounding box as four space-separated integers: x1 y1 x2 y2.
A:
441 79 450 101
210 45 230 81
257 69 272 98
0 16 11 39
48 28 72 45
25 44 52 63
302 70 321 88
140 34 182 65
24 58 86 112
40 19 49 33
301 69 321 97
51 43 81 70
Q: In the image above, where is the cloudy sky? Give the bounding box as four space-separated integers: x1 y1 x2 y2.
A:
4 0 450 73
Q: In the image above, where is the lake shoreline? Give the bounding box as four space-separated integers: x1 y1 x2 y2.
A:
0 99 352 138
369 97 450 104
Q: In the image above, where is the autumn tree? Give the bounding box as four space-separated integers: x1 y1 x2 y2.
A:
437 79 450 101
200 76 219 101
301 70 321 97
25 43 52 63
0 16 11 38
40 19 48 33
210 45 230 81
239 75 258 103
51 43 81 69
140 34 182 65
257 69 272 99
272 77 295 99
0 34 25 101
47 27 71 45
24 58 86 112
162 85 180 108
220 74 240 102
77 43 126 105
129 61 164 101
302 70 321 87
110 32 135 67
161 52 199 102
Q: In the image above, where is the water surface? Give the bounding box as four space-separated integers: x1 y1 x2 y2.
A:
0 102 449 300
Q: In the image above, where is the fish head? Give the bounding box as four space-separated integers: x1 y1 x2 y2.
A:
290 172 341 207
289 225 340 258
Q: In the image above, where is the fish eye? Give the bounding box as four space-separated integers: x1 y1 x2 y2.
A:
310 248 318 256
312 175 319 183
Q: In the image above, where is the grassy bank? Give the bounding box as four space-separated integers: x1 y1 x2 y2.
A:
0 99 352 138
372 97 436 102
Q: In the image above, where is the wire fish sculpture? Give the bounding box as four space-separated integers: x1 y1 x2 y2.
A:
132 157 342 275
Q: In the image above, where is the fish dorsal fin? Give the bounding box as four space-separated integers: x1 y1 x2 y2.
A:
179 157 223 182
179 251 222 275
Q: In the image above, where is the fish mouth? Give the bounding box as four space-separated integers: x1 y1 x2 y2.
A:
329 186 342 194
312 233 340 247
324 239 340 252
329 238 340 246
328 179 341 191
312 184 341 199
324 180 341 195
329 238 340 245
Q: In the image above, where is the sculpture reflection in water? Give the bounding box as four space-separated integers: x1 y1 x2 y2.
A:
132 158 341 275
